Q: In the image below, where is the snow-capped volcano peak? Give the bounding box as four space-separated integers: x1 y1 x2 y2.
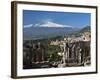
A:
38 21 65 27
24 21 73 28
34 21 71 28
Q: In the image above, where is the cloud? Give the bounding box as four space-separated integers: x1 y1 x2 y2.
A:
24 24 33 28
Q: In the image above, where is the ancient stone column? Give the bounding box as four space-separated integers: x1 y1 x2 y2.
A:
63 42 67 64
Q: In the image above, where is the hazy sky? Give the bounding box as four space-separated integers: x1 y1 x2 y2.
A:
23 10 91 28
